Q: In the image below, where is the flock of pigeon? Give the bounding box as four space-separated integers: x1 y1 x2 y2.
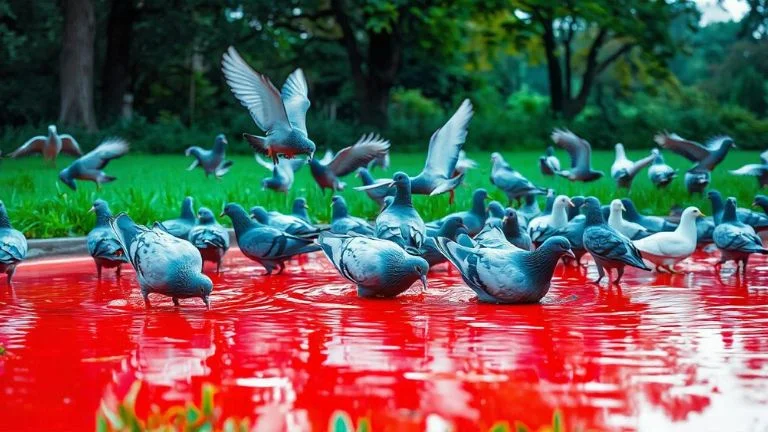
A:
1 46 767 309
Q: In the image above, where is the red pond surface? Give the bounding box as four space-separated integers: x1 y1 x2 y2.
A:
1 250 768 431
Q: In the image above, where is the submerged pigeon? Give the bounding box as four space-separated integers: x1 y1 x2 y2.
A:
621 199 677 233
713 197 768 272
528 195 573 244
10 125 82 164
648 149 677 188
250 206 322 238
707 190 768 232
730 150 768 188
539 146 560 176
222 203 320 275
188 208 230 273
550 129 604 182
607 199 650 240
611 144 655 189
374 172 426 251
436 236 574 304
330 195 374 236
583 197 651 284
422 217 468 268
454 150 479 176
309 134 390 193
87 199 128 278
654 132 736 173
684 170 711 196
426 188 488 236
255 155 305 193
185 134 233 178
356 168 394 209
58 138 129 190
490 153 546 204
290 198 312 223
633 207 703 272
0 202 28 286
110 214 213 308
162 196 198 239
318 232 429 298
476 208 532 251
222 47 315 163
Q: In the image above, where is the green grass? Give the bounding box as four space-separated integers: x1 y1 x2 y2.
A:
0 149 763 239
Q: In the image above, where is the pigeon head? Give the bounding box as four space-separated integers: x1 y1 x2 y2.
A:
172 270 214 309
545 146 555 156
292 197 309 213
502 208 521 232
707 190 724 215
680 207 704 225
198 207 216 224
391 172 410 188
220 203 254 232
0 201 10 228
213 134 228 151
331 195 349 220
615 143 626 158
180 197 195 220
538 236 575 260
583 197 604 225
300 137 317 161
90 199 112 225
723 197 738 223
438 216 467 239
553 195 574 210
490 152 503 163
249 206 270 224
48 125 57 135
487 201 505 218
471 189 488 214
405 256 430 292
58 167 77 191
753 195 768 212
610 199 626 214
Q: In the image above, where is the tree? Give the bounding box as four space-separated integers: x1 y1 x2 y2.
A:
59 0 97 131
101 0 136 120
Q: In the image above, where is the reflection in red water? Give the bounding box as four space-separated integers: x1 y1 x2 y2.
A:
1 251 768 431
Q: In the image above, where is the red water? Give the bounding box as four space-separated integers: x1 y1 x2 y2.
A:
1 251 768 431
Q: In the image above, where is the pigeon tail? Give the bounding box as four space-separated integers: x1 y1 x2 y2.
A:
244 134 269 155
215 160 234 178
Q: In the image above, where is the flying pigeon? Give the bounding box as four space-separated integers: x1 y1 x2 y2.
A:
729 150 768 188
185 134 234 178
10 125 82 165
633 207 703 273
87 199 128 279
611 144 656 189
308 134 390 193
528 195 573 245
188 207 230 273
621 199 677 233
0 201 27 286
222 47 315 163
58 138 129 190
490 153 546 204
318 232 429 298
290 197 312 223
110 213 213 308
550 129 604 182
374 172 426 251
607 199 651 240
426 188 488 236
713 197 768 272
654 132 736 173
255 155 305 193
421 217 469 268
476 208 532 251
161 196 198 239
453 150 479 176
539 146 560 176
648 149 677 188
250 206 322 238
355 168 395 209
684 170 711 196
330 195 375 236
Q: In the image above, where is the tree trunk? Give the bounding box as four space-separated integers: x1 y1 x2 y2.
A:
360 28 401 128
59 0 97 131
541 18 564 118
101 0 135 120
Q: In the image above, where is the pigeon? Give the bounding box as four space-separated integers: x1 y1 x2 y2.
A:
355 100 474 203
713 197 768 272
484 201 506 228
222 47 315 163
654 132 736 173
290 197 312 223
553 214 588 267
422 217 469 268
188 208 230 273
684 170 711 196
318 232 429 298
368 149 390 171
221 203 321 275
0 201 28 286
250 206 322 238
10 125 82 165
707 190 768 233
330 195 375 236
161 196 198 239
633 207 703 272
58 138 129 190
538 146 560 176
453 150 478 176
355 168 394 209
607 199 650 240
490 153 546 204
110 214 213 308
185 134 233 178
648 149 677 188
582 197 651 284
611 144 656 189
476 208 532 251
518 194 542 222
754 195 768 215
86 199 128 278
567 196 586 221
730 150 768 188
528 195 573 244
308 134 390 193
550 129 604 182
374 172 426 251
436 236 575 304
255 155 305 193
426 188 488 236
621 199 677 233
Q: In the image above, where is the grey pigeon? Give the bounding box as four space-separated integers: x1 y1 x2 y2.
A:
554 215 587 267
490 153 546 204
185 134 233 178
87 199 128 278
0 201 27 286
222 47 315 163
550 129 604 182
355 100 474 204
621 199 677 233
713 197 768 272
291 198 312 223
374 172 426 251
730 150 768 188
539 146 560 176
318 232 429 298
110 214 213 308
654 132 736 173
58 138 129 190
221 203 321 275
422 217 468 268
10 124 82 165
707 190 768 233
356 168 395 209
309 134 390 192
484 201 506 228
162 196 198 239
754 195 768 215
684 170 711 196
453 150 478 177
567 196 586 221
250 206 322 238
188 208 230 273
426 188 488 236
255 155 305 193
476 208 532 251
436 236 575 304
330 195 374 236
518 194 542 222
583 197 651 284
528 195 573 245
648 149 677 188
611 144 655 189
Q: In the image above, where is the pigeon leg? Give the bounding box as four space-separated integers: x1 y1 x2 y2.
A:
142 292 151 309
277 262 286 275
614 266 625 285
262 264 273 276
742 257 750 274
593 264 605 285
7 268 15 287
116 265 121 278
96 264 102 279
216 260 222 274
449 190 455 205
173 297 180 306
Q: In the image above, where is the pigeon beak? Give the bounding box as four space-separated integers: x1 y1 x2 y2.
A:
699 211 706 217
567 199 575 207
752 201 758 208
419 274 428 292
565 249 576 259
355 181 395 191
621 204 627 212
304 204 310 209
219 211 226 218
88 206 95 213
203 296 211 310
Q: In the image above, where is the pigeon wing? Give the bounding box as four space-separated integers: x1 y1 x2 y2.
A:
60 134 83 156
9 136 46 158
551 129 590 171
79 138 130 170
327 133 391 177
280 68 311 136
654 132 709 162
423 99 473 178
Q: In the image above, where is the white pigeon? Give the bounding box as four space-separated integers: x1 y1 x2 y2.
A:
607 199 650 240
527 195 573 243
610 144 656 189
633 207 704 272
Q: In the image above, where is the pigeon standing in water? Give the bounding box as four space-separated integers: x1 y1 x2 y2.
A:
422 217 468 268
0 202 28 286
708 190 768 235
255 155 305 193
611 144 656 189
550 129 604 182
554 211 588 267
621 199 677 233
607 199 650 240
250 206 322 238
490 153 546 204
356 168 395 209
161 196 198 239
290 198 312 223
713 197 768 273
330 195 375 236
374 172 426 251
221 203 321 275
58 138 129 190
426 188 488 236
528 195 573 245
648 149 677 188
185 134 234 178
318 232 429 298
222 47 315 163
654 132 737 173
188 208 230 273
10 125 82 165
87 199 128 279
110 214 213 308
633 207 703 272
582 197 651 285
730 150 768 188
308 134 390 193
539 146 561 176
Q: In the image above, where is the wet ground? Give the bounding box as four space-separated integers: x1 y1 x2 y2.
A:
1 251 767 431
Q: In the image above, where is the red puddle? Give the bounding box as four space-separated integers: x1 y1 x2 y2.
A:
1 250 768 431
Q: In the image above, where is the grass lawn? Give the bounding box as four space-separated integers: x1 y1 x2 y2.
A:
0 148 764 238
